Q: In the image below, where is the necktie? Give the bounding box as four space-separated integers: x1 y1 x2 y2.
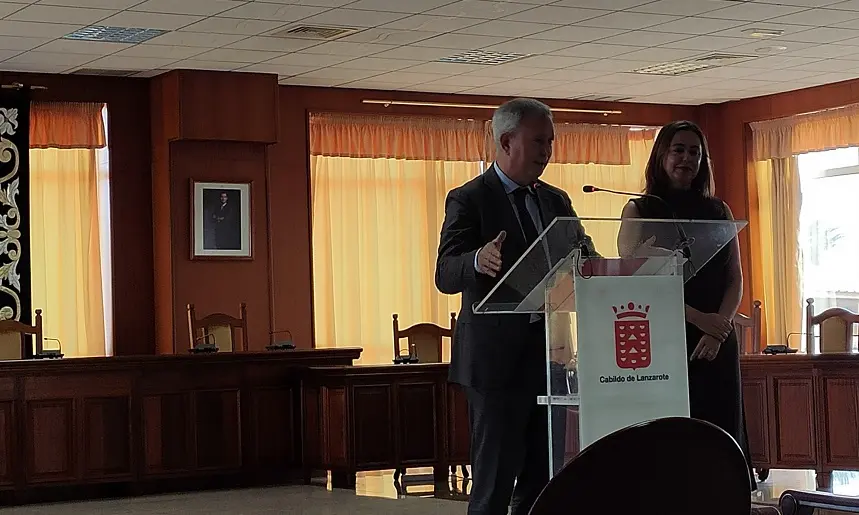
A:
512 187 538 244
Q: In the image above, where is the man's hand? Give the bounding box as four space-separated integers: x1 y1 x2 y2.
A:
476 231 506 277
690 334 722 361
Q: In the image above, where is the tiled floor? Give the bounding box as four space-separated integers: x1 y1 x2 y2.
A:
1 467 857 513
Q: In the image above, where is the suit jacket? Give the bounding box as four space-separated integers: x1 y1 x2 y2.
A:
435 166 595 390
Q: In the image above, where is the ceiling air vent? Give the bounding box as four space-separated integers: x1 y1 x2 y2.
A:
72 68 142 77
438 49 530 65
694 52 757 64
633 53 758 76
63 26 168 44
271 25 359 40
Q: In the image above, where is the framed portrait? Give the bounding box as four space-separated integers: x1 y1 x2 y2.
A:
191 180 253 260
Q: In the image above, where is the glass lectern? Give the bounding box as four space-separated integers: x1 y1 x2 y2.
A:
473 216 748 478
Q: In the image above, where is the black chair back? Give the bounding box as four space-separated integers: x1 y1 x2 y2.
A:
529 417 752 515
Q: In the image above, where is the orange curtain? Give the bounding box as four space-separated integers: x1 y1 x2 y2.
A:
30 102 106 150
29 102 108 357
310 113 657 364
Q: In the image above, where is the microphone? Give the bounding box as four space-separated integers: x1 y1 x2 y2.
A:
582 185 695 270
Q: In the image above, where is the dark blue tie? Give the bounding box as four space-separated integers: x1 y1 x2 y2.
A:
513 188 538 244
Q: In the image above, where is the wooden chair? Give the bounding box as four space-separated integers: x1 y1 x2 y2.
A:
735 300 763 354
528 417 753 515
391 312 463 481
806 299 859 354
0 309 43 360
187 303 248 352
391 312 455 364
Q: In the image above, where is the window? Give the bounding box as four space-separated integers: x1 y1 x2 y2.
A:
797 147 859 351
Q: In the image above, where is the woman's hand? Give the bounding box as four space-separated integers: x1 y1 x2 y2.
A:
690 334 722 361
688 309 733 342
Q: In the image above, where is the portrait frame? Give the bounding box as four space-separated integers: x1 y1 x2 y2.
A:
191 180 253 260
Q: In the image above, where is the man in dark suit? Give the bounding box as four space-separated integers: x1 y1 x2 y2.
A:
435 98 595 515
213 191 241 250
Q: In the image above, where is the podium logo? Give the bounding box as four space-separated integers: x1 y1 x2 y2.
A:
612 302 651 370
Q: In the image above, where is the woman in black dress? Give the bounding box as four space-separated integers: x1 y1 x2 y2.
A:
618 120 757 491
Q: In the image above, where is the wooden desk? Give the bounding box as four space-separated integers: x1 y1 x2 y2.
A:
741 353 859 490
301 363 469 487
299 355 859 492
0 348 360 504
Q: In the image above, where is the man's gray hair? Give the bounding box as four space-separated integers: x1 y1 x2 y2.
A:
491 98 552 147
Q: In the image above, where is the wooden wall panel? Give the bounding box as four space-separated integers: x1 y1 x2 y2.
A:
194 389 242 470
352 385 393 467
82 396 131 480
0 401 13 487
398 382 437 464
774 378 816 466
26 400 75 483
249 387 296 467
742 378 770 465
142 393 191 475
303 386 321 467
323 387 348 468
821 378 859 466
447 384 470 465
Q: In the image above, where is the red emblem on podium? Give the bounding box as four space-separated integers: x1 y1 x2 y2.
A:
613 302 651 370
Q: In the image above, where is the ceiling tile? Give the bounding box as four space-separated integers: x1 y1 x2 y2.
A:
217 3 325 22
335 79 408 90
114 43 207 59
84 54 179 69
35 0 141 8
0 20 81 38
0 49 23 62
783 43 859 59
687 65 768 79
397 83 470 94
644 16 747 35
0 36 51 51
533 68 609 82
525 25 627 43
395 61 480 74
363 70 448 85
426 1 534 20
130 0 245 16
237 63 319 75
831 0 859 10
791 70 859 84
724 40 818 56
339 28 436 46
295 67 382 81
513 54 594 69
733 54 823 69
180 17 285 35
767 8 859 27
264 51 353 66
98 11 202 30
571 58 640 73
191 47 284 63
789 58 859 72
586 72 659 85
0 3 25 17
225 36 319 52
132 69 169 78
483 38 573 54
503 6 608 25
578 12 682 30
371 45 458 61
596 30 690 47
412 33 511 50
3 50 95 67
460 63 543 78
381 14 482 32
701 3 807 22
297 8 409 28
629 0 736 16
148 31 246 47
171 59 244 70
0 62 75 73
551 43 642 59
333 56 422 71
458 20 558 38
301 41 395 57
280 75 345 86
6 5 113 24
552 0 650 8
662 35 746 51
780 27 859 44
346 0 454 14
773 0 848 7
614 46 702 62
35 39 130 55
741 68 826 81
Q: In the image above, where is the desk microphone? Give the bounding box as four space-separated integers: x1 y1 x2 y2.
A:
582 185 695 273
